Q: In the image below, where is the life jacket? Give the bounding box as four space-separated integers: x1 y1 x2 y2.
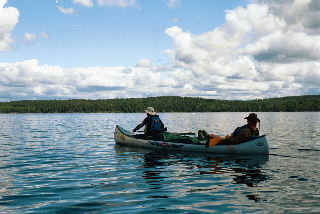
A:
148 115 164 133
232 124 259 137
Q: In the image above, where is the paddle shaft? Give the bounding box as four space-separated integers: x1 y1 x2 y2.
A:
135 130 195 135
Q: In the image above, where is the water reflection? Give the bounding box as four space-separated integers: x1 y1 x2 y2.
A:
1 112 319 213
142 152 170 191
200 155 269 202
115 145 270 203
191 154 269 202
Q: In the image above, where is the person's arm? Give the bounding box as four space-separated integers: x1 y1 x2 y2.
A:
133 118 147 132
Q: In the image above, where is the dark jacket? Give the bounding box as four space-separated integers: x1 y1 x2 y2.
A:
133 114 165 136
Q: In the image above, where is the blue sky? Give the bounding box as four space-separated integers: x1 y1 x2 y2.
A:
0 0 320 101
2 0 246 67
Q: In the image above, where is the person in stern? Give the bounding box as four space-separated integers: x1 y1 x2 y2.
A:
199 113 260 147
132 107 167 140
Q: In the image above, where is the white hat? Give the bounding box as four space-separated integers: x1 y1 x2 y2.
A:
144 107 156 115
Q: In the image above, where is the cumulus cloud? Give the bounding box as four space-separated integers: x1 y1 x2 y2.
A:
243 31 320 63
0 59 173 100
23 32 49 42
0 0 19 51
136 59 152 67
56 6 75 14
24 33 37 42
164 0 320 99
1 0 320 101
0 57 222 101
96 0 136 7
73 0 93 7
257 0 320 34
40 32 49 39
172 17 180 23
0 55 319 101
168 0 180 8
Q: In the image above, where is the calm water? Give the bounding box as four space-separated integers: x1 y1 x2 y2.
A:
0 112 319 214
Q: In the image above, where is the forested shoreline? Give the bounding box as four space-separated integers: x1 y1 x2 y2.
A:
0 95 319 113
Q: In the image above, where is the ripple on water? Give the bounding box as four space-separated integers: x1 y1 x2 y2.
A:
0 113 320 213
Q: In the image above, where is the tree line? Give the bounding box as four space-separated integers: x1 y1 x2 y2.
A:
0 95 319 113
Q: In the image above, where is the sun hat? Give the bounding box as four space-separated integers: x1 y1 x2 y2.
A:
144 107 156 115
244 113 260 122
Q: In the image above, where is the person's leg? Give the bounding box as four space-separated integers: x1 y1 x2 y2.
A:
134 134 146 139
152 133 164 141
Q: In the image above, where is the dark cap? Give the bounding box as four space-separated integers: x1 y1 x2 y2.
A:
244 113 260 122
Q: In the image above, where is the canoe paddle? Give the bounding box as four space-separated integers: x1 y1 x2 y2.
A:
136 130 195 135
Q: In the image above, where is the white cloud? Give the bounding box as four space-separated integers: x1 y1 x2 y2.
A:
136 59 152 67
96 0 136 7
168 0 179 8
243 31 320 63
0 0 19 51
73 0 93 7
257 0 320 33
40 32 49 39
225 4 286 37
0 54 319 101
0 59 171 100
1 0 320 101
24 33 37 42
23 32 49 42
172 17 180 23
164 0 320 99
56 6 75 14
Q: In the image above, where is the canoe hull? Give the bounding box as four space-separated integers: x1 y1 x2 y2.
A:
114 125 269 155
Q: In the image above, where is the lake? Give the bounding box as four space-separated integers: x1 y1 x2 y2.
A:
0 112 319 214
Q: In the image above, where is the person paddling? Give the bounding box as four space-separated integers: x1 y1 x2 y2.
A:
132 107 167 140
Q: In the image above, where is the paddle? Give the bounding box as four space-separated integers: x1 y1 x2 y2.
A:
170 132 196 136
136 130 195 135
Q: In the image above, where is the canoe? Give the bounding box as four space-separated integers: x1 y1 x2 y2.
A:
114 125 269 155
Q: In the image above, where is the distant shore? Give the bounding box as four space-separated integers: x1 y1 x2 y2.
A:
0 95 319 113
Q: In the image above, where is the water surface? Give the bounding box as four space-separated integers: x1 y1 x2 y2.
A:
0 112 319 213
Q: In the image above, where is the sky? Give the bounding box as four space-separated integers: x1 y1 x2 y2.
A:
0 0 319 101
